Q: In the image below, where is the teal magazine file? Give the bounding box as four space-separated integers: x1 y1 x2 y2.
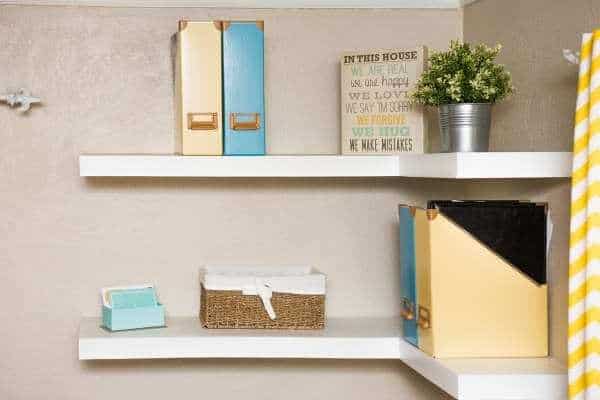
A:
223 21 265 155
399 206 418 347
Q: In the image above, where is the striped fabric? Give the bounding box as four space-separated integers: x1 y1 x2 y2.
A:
570 30 600 400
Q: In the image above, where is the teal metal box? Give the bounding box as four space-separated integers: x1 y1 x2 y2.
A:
101 286 165 331
102 304 165 331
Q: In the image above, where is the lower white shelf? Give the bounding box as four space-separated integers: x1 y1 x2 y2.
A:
79 317 566 399
79 317 400 360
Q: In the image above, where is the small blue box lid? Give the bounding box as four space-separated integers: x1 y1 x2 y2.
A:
102 284 158 309
109 287 157 309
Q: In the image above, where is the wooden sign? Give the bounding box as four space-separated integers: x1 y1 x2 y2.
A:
341 47 427 154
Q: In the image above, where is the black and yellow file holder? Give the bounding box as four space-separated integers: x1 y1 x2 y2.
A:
399 201 548 358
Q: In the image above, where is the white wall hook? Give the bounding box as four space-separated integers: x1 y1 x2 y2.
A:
0 88 41 112
563 49 580 65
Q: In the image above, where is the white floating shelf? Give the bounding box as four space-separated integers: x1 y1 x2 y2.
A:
79 152 572 179
401 345 566 400
1 0 479 9
79 317 566 400
79 317 401 360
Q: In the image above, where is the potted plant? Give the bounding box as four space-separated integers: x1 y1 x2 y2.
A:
411 41 513 152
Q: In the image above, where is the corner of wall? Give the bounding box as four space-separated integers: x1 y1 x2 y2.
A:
461 0 484 42
458 5 464 41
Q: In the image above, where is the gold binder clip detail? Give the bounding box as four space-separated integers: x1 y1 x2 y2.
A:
417 305 431 329
188 112 218 131
400 297 415 320
230 112 260 131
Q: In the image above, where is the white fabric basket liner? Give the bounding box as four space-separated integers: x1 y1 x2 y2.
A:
201 265 326 295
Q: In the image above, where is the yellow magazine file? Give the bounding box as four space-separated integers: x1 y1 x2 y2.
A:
175 21 223 155
413 207 548 358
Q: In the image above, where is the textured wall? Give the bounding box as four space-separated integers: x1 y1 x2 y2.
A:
0 5 461 400
464 0 599 152
464 0 600 363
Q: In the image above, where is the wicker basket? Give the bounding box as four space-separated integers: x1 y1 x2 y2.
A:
199 266 326 329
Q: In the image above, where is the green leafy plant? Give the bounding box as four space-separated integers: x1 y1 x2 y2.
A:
411 41 514 106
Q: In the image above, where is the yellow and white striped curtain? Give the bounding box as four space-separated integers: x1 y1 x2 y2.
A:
570 30 600 399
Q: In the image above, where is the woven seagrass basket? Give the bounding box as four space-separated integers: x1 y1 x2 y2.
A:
200 285 325 329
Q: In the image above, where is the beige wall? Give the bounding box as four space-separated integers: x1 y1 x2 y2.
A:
0 2 585 398
464 0 600 363
464 0 599 152
0 5 460 400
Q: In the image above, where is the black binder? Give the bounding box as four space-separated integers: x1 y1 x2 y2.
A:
427 200 548 285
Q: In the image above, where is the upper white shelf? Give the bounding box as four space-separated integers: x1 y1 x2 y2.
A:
79 316 566 400
79 152 572 179
1 0 479 9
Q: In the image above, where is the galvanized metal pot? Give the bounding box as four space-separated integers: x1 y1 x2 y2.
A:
438 103 492 152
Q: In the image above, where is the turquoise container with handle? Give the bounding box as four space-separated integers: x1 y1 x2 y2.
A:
101 286 165 331
223 21 265 155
